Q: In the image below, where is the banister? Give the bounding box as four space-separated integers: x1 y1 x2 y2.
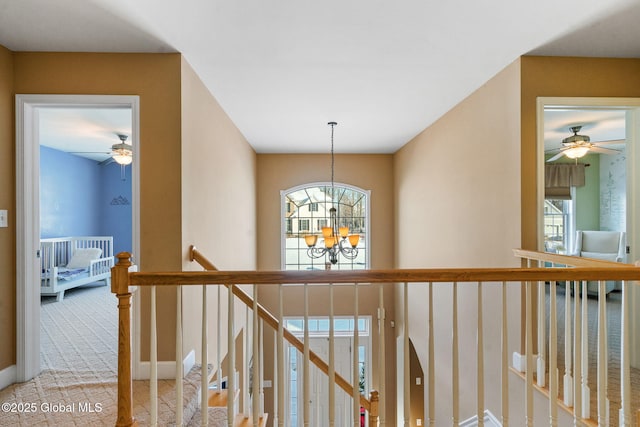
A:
189 246 373 412
513 248 630 268
127 266 640 286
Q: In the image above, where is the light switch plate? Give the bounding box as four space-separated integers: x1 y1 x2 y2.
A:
0 210 7 227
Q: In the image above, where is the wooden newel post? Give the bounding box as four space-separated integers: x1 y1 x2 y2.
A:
369 390 379 427
112 252 138 427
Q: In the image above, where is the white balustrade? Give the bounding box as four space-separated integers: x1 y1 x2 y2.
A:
176 285 183 427
150 286 158 426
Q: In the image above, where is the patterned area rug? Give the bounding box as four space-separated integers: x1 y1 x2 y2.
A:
0 283 202 426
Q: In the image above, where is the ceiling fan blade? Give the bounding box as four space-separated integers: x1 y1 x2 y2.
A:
592 139 625 145
589 146 620 155
99 157 115 166
546 151 566 162
544 147 563 154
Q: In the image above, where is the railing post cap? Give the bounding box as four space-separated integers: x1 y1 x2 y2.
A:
115 252 133 267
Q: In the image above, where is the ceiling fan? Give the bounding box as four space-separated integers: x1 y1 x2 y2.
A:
68 133 133 165
546 126 623 162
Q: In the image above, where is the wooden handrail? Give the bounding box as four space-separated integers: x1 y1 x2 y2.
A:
513 248 631 268
189 246 374 412
127 266 640 286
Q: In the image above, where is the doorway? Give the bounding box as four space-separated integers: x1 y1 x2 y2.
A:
15 94 140 382
285 316 371 427
536 96 640 367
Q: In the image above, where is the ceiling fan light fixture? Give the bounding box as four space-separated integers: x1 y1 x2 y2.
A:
111 134 133 165
564 145 590 159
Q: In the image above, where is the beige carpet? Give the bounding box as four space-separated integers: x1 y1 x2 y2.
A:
548 286 640 426
0 283 203 426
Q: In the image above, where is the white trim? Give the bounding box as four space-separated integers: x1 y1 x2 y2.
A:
537 96 640 368
0 365 17 390
15 94 141 383
135 349 196 380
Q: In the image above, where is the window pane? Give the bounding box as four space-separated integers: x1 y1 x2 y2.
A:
283 184 368 270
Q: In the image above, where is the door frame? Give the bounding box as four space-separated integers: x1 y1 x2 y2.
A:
15 94 141 381
536 96 640 367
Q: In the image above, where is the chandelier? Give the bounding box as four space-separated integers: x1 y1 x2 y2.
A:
304 122 360 265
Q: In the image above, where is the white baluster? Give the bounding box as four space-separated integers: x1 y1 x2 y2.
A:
228 285 235 427
453 282 459 427
304 283 310 427
597 280 610 427
353 283 359 427
150 286 158 426
581 281 590 419
329 283 335 427
378 283 386 427
428 282 435 427
273 328 278 427
253 285 259 427
564 279 573 407
620 280 631 427
526 279 534 427
202 285 209 426
217 285 222 392
501 282 509 427
259 319 264 416
404 282 410 427
277 285 284 427
573 281 582 425
477 282 484 427
244 304 250 415
549 281 558 427
176 285 183 427
537 276 546 388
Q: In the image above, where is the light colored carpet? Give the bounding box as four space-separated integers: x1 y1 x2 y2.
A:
0 282 203 426
547 286 640 426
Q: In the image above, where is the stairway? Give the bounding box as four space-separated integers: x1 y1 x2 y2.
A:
186 387 268 427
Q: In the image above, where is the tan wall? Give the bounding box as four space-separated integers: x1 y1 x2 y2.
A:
520 56 640 250
0 45 15 371
256 153 396 424
394 60 522 424
179 57 257 364
12 52 183 361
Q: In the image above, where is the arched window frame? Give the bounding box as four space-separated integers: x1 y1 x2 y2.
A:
280 181 371 270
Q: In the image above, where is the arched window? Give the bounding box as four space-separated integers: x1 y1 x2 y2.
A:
282 183 369 270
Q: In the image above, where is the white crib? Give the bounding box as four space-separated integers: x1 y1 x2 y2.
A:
40 236 114 301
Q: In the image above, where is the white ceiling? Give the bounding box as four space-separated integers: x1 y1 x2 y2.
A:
38 107 132 162
2 0 640 154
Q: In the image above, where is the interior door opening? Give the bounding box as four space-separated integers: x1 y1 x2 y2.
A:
16 94 140 382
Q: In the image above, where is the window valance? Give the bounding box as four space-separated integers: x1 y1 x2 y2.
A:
545 164 585 199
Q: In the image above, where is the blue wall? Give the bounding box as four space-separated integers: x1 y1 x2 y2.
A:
40 146 132 254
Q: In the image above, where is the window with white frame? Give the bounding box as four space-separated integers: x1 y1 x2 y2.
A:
282 183 369 270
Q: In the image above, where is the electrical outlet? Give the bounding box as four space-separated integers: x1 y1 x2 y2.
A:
0 210 7 227
416 377 421 385
417 419 422 426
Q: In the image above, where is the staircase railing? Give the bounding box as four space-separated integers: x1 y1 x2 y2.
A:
188 246 377 422
111 250 640 426
513 249 639 427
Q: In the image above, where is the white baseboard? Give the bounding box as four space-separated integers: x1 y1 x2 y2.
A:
134 349 196 380
0 365 17 390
